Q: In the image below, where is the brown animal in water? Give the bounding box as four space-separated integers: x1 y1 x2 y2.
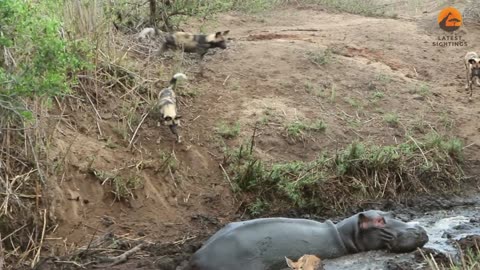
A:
464 51 480 100
285 254 324 270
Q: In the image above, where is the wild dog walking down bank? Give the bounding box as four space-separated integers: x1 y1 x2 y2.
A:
156 73 187 142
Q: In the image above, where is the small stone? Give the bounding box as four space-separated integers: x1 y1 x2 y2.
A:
412 95 425 101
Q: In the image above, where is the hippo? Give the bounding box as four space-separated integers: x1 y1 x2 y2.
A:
185 210 428 270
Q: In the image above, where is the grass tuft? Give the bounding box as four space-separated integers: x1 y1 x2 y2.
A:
285 119 327 138
383 113 399 127
305 48 333 66
216 121 241 139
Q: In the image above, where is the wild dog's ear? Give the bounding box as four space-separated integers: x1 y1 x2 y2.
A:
222 30 230 36
215 31 222 38
285 257 296 268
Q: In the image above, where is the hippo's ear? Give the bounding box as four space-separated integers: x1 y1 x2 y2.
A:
358 213 370 230
285 256 295 268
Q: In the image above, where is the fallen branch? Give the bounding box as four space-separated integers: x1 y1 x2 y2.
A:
128 111 150 148
99 243 144 267
32 209 47 267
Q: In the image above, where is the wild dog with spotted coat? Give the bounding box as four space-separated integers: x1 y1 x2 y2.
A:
160 30 230 59
465 51 480 100
157 73 187 142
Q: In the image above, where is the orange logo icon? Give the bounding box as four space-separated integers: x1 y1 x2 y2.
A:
438 7 462 32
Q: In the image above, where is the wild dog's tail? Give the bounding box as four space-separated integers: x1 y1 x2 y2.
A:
170 73 187 87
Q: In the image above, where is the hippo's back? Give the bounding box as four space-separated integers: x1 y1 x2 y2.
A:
189 218 346 270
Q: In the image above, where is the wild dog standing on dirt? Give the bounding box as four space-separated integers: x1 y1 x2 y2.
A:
464 51 480 100
157 73 187 142
160 30 230 60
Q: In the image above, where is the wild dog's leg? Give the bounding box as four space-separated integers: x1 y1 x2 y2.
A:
197 47 209 76
169 124 181 143
469 76 474 101
466 63 470 90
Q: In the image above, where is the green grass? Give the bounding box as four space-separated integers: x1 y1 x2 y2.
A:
304 82 326 97
90 169 143 201
216 121 241 139
371 91 385 99
257 108 274 126
226 132 464 214
285 119 327 138
375 73 392 84
410 83 431 97
345 97 363 109
422 244 480 270
383 113 399 127
248 198 269 217
305 48 333 66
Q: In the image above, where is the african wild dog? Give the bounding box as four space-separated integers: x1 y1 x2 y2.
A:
157 73 187 142
465 51 480 100
285 255 323 270
160 30 230 59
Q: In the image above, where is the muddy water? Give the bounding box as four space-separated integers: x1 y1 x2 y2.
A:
323 199 480 270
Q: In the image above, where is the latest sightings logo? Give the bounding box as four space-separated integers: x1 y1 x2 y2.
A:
433 7 467 47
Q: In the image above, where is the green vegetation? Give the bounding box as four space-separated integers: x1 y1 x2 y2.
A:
410 82 431 97
422 244 480 270
345 97 363 109
383 113 399 127
258 108 274 126
0 0 93 266
305 48 333 66
225 133 464 214
285 119 327 138
0 0 91 122
91 169 143 201
304 82 326 97
216 121 241 139
371 91 385 100
248 198 270 216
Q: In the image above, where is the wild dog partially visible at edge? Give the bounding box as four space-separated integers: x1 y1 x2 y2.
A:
464 51 480 100
157 73 187 142
285 255 324 270
160 30 230 60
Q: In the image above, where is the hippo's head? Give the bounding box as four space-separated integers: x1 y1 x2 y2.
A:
337 210 428 254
